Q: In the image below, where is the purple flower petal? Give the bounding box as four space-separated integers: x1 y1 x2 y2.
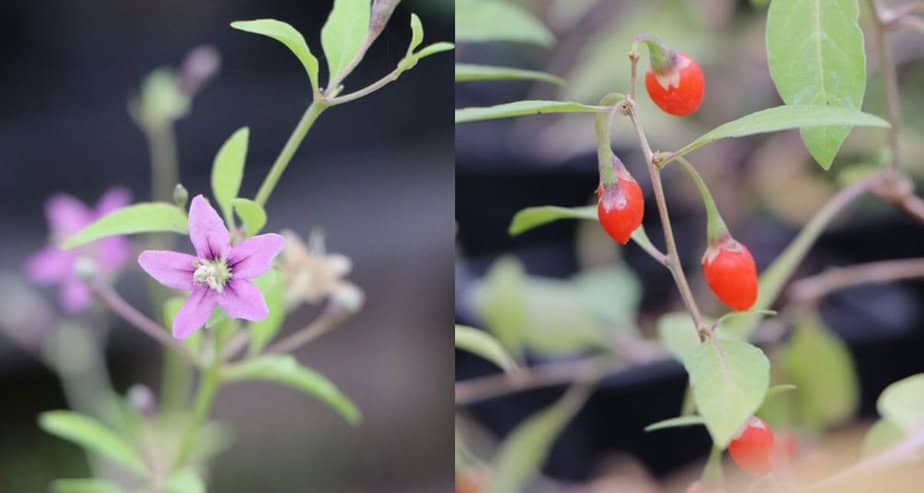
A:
95 186 132 217
228 233 284 279
60 279 92 313
97 236 131 276
25 246 76 283
138 250 197 291
188 195 230 259
217 279 268 321
173 286 218 339
46 194 93 237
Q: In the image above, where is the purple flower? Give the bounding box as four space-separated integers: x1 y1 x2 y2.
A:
25 187 132 313
139 195 284 339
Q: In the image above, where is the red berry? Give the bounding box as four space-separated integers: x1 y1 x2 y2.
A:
597 174 644 245
702 236 758 311
645 51 704 116
728 417 775 476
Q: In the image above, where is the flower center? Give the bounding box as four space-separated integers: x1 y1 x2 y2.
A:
193 258 231 292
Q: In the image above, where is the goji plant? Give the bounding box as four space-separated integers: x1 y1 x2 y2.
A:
20 1 451 491
455 0 924 491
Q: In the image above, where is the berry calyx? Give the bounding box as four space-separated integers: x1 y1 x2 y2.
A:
728 417 775 476
644 50 704 116
597 167 644 245
702 236 758 311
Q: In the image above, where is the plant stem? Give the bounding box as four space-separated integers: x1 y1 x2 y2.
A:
172 334 224 471
594 113 616 186
90 281 200 366
145 122 180 207
265 307 350 355
674 156 729 242
254 101 327 207
327 67 402 106
789 257 924 301
867 0 902 169
702 445 724 487
624 99 706 337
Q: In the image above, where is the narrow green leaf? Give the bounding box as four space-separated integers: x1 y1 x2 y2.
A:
877 373 924 433
51 479 127 493
232 198 267 236
507 205 658 259
455 64 565 85
767 0 867 168
211 127 249 225
486 385 591 493
224 355 361 425
166 468 206 493
248 269 287 356
645 415 705 432
675 106 888 159
456 100 604 123
408 13 424 55
39 411 145 473
456 0 555 47
657 312 701 361
231 19 320 95
455 325 519 373
321 0 372 83
413 42 455 60
782 312 859 430
683 338 770 447
63 203 188 249
863 419 905 456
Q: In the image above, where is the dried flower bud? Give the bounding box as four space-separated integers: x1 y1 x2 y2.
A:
178 45 221 98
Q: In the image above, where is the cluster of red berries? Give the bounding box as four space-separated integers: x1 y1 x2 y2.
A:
596 40 758 312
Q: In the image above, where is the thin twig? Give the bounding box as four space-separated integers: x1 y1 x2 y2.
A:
91 281 201 367
624 98 706 337
789 258 924 301
265 307 350 355
867 0 903 170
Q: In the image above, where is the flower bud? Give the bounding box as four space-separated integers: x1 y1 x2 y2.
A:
173 183 189 209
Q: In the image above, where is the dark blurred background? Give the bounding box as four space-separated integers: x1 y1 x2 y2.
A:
0 1 453 492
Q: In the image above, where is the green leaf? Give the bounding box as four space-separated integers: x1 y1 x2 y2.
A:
166 468 206 493
877 373 924 433
51 479 127 493
485 385 590 493
572 266 641 331
455 64 565 85
321 0 372 83
63 203 188 249
766 0 867 168
863 419 905 456
248 269 287 356
657 312 701 361
408 13 424 55
674 105 888 159
455 325 519 373
225 355 361 425
456 100 604 123
782 312 859 430
232 198 267 236
211 127 249 225
413 42 455 60
683 338 770 447
39 411 145 473
645 415 705 432
469 256 529 356
456 0 555 47
231 19 320 95
508 205 597 235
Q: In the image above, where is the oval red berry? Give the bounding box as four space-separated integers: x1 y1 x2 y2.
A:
597 177 644 245
702 237 758 311
644 51 704 117
728 417 775 476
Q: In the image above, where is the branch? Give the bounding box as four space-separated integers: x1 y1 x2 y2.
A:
789 258 924 302
265 306 351 355
867 0 903 170
91 281 202 367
